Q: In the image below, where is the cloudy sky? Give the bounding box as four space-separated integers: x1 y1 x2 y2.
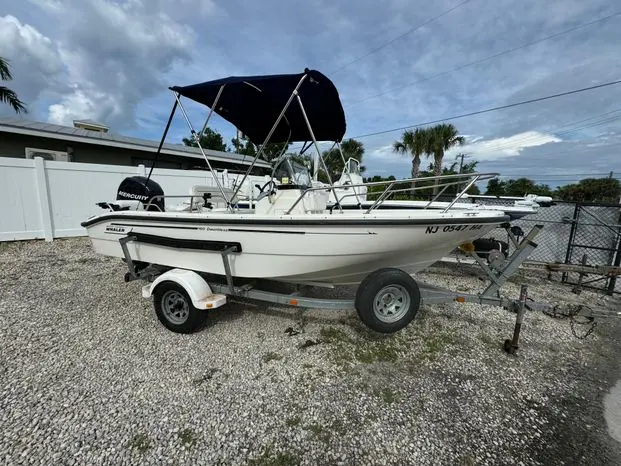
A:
1 0 620 188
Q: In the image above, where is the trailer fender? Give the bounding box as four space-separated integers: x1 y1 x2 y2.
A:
142 269 227 310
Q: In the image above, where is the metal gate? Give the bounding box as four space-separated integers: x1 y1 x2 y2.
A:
563 202 621 294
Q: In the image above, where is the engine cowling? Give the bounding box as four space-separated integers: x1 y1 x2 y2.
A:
116 176 165 212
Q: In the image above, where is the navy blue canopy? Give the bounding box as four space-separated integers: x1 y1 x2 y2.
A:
169 69 346 145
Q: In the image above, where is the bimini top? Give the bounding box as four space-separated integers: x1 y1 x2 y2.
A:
169 69 346 145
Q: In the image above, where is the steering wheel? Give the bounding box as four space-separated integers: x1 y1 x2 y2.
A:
255 180 277 201
258 180 277 194
255 180 276 193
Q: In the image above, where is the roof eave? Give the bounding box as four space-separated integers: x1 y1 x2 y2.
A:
0 123 272 168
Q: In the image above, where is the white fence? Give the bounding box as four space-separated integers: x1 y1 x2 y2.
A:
0 157 265 242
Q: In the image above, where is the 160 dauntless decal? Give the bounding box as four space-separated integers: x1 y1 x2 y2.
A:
425 224 483 234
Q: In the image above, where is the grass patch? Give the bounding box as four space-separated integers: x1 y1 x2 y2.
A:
178 428 197 447
354 343 399 363
286 416 301 427
419 330 457 361
479 332 498 349
262 352 283 364
249 445 299 466
458 455 476 466
305 423 331 442
374 387 399 404
319 325 405 367
128 433 150 453
320 327 353 343
356 381 369 391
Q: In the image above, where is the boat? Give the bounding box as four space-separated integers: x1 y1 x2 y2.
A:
81 68 510 287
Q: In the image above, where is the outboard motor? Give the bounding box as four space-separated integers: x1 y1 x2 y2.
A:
116 176 165 211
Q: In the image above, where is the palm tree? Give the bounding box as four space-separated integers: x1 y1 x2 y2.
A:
340 138 364 161
318 138 366 182
427 123 465 194
393 128 430 196
0 57 27 114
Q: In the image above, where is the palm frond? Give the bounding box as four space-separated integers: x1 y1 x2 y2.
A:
0 86 28 113
0 57 12 81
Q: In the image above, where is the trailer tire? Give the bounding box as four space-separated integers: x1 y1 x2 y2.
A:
153 281 207 334
355 268 421 333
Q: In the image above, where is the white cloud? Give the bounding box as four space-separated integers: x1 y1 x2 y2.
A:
0 15 64 114
448 131 562 161
0 15 62 75
48 87 122 126
19 0 206 128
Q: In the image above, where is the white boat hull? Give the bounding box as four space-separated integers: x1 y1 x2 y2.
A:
82 209 507 285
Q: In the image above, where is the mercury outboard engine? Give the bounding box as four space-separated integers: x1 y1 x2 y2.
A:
116 176 165 212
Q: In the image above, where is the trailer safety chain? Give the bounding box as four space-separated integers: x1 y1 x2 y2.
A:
570 316 597 340
542 303 598 340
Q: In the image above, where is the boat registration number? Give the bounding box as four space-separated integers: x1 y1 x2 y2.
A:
425 224 483 234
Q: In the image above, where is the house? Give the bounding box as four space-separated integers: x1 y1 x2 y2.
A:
0 117 272 173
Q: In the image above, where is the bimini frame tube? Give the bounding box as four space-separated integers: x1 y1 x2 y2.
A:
198 84 224 142
146 98 178 183
295 93 343 212
228 73 310 203
174 91 231 209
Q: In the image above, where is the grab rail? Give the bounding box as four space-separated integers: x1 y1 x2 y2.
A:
143 193 233 212
283 172 499 215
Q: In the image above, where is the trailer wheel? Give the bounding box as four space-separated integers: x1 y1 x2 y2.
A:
355 268 421 333
153 281 207 334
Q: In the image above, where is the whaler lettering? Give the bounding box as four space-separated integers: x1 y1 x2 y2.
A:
105 226 127 234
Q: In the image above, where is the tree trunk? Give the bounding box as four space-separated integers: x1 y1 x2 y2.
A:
432 150 444 196
410 155 421 199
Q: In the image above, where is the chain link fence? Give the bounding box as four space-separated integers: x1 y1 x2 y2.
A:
472 198 621 294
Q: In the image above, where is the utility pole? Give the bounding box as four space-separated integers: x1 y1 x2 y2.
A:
455 153 470 173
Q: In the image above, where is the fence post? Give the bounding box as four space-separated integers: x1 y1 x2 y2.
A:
33 156 54 242
562 202 580 284
606 205 621 295
137 164 146 176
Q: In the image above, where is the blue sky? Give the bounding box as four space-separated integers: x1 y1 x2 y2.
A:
1 0 620 188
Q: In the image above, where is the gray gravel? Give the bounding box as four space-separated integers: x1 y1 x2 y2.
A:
1 237 620 465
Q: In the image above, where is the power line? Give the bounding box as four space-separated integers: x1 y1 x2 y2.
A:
329 0 474 75
346 10 621 106
351 78 621 139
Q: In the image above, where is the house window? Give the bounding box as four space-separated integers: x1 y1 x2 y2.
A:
25 147 70 162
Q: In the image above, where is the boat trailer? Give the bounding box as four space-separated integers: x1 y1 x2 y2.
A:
118 223 608 354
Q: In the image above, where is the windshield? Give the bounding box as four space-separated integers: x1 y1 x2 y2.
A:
273 156 311 187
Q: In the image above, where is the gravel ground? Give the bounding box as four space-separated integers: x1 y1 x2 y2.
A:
1 237 620 466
